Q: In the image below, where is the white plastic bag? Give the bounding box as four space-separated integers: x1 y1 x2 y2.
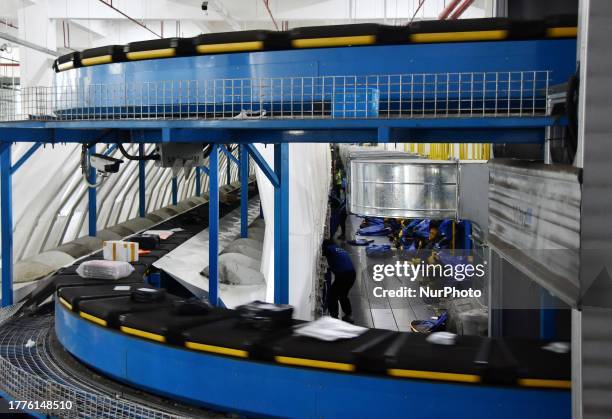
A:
76 260 135 280
201 253 264 285
294 316 367 341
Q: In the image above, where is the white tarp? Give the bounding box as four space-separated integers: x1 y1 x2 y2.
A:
255 144 331 320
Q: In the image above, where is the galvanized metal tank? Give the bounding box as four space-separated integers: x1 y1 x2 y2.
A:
347 157 459 219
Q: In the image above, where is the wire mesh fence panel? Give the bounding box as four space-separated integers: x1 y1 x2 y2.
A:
1 71 550 122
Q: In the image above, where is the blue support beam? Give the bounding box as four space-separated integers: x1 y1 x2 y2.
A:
244 144 279 188
195 167 202 197
138 144 146 218
1 144 12 307
221 145 241 166
208 145 219 306
171 176 178 206
274 143 289 304
11 143 41 174
239 145 248 238
540 290 557 340
88 145 97 237
221 145 238 187
103 143 118 156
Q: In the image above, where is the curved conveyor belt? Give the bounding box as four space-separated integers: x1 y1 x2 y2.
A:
0 183 255 418
54 16 577 72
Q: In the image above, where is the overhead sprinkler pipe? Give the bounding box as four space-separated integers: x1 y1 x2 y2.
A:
438 0 462 20
449 0 475 19
96 0 162 38
261 0 280 31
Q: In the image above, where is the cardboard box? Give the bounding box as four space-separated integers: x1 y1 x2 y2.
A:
103 240 139 262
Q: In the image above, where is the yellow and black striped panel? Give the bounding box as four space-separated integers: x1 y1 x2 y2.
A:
54 17 577 72
292 35 376 49
127 48 176 61
80 45 125 66
81 55 113 66
546 27 578 38
79 311 108 327
275 355 356 372
120 326 166 343
58 296 73 311
185 341 249 358
195 41 264 54
387 368 482 384
411 30 508 43
289 23 379 49
518 378 571 390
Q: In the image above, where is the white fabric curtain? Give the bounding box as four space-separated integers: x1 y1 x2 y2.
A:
255 143 331 320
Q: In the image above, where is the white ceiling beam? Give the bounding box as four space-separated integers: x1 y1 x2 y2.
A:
0 30 58 57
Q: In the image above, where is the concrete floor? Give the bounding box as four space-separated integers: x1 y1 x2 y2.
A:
338 215 435 331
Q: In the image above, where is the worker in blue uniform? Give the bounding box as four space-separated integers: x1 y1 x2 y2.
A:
329 186 347 240
323 240 356 323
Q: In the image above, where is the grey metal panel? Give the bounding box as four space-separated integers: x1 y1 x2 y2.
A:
458 162 489 233
348 158 459 219
488 159 581 306
576 2 612 418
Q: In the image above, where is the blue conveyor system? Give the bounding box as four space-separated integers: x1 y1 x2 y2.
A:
0 16 578 418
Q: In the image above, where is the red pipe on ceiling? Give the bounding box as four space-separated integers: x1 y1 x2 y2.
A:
438 0 462 20
261 0 279 31
448 0 475 19
96 0 162 38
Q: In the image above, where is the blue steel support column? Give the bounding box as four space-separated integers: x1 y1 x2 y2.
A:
226 151 231 186
274 143 289 304
88 145 97 237
1 144 12 307
240 145 249 238
195 167 202 197
208 145 219 306
138 144 146 218
540 289 557 340
171 176 178 206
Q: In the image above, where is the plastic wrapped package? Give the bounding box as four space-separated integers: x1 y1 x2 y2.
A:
201 253 265 285
247 227 265 242
294 316 367 341
76 260 135 280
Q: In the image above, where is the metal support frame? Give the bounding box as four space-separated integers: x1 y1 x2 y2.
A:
200 143 290 304
138 144 146 218
273 143 289 304
171 176 178 206
11 143 41 174
195 167 202 197
1 144 12 306
208 145 219 306
239 145 249 238
87 145 97 237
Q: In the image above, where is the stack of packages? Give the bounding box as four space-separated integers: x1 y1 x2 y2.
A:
74 240 141 280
